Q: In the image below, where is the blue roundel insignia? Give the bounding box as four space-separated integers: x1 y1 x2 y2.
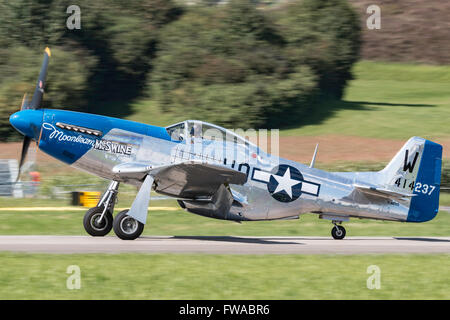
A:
267 165 304 202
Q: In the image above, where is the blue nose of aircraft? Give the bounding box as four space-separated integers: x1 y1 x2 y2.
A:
9 109 44 140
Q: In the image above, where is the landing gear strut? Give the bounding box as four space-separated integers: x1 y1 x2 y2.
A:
83 181 119 237
331 221 346 240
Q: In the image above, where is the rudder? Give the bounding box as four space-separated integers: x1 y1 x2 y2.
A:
407 139 442 222
379 137 442 222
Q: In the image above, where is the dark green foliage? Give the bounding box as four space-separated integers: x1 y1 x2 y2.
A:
150 0 361 128
276 0 362 99
0 0 182 140
0 46 95 140
0 0 66 48
0 0 361 139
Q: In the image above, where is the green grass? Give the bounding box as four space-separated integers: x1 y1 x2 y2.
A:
0 252 448 299
0 192 449 236
128 61 450 140
0 193 175 208
282 61 450 139
438 192 450 206
0 200 449 237
0 197 447 300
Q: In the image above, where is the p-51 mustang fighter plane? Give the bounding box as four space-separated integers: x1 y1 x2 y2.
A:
9 48 443 240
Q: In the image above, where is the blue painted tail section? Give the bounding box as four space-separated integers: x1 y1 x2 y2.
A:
407 140 442 222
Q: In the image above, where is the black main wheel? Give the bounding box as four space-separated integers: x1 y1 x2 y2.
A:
113 209 144 240
331 225 346 240
83 206 113 237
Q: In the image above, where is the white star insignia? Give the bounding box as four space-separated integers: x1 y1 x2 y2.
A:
272 167 301 198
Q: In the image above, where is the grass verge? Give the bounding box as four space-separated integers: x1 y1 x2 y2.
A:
0 204 448 237
282 61 450 139
0 253 448 299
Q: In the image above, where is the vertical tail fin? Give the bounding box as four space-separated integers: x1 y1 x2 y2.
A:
380 137 442 222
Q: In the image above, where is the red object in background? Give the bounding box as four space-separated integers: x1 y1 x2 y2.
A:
29 171 41 182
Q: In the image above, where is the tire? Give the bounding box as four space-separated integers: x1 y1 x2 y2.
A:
83 206 113 237
113 209 144 240
331 225 346 240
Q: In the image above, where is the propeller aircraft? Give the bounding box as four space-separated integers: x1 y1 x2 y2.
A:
9 48 443 240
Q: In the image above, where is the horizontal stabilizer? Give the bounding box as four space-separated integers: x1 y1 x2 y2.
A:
354 184 416 200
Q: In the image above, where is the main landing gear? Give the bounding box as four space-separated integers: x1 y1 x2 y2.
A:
113 209 144 240
331 221 346 240
83 181 144 240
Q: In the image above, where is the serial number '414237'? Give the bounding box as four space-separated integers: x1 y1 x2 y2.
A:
414 182 436 195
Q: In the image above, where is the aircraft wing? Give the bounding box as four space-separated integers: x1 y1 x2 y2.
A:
112 160 247 199
354 184 416 200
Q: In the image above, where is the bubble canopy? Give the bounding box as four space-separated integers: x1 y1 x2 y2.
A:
165 120 258 149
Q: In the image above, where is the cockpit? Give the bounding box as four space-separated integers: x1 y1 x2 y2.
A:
165 120 257 149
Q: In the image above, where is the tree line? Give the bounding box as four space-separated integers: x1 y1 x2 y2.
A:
0 0 361 141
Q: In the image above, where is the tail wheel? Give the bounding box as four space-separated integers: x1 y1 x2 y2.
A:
113 209 144 240
83 206 113 237
331 225 346 240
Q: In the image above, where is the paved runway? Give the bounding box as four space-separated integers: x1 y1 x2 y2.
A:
0 235 449 254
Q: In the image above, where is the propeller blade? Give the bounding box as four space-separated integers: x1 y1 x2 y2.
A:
16 136 31 182
30 47 51 109
20 93 29 110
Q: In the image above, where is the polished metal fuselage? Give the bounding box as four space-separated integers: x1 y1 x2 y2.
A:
70 127 410 222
